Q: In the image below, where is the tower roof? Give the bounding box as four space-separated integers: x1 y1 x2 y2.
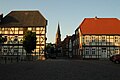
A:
55 23 61 45
57 23 61 36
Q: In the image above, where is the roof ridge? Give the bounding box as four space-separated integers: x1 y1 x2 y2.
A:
11 10 39 12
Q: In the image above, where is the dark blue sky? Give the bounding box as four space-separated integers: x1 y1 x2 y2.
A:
0 0 120 43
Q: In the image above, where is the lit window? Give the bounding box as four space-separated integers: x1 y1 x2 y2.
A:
11 28 14 30
5 31 8 34
36 28 40 30
15 28 18 30
28 27 32 31
15 31 18 34
10 31 13 34
36 31 39 34
41 31 45 34
2 28 4 30
19 31 23 34
36 49 39 52
36 46 39 49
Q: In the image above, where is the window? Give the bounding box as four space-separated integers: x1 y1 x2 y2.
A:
15 28 18 30
92 38 95 42
85 49 89 55
102 48 106 53
14 36 18 41
19 31 23 34
102 36 105 42
15 31 18 34
5 31 8 34
28 27 32 31
14 49 18 53
36 31 39 34
85 37 89 42
115 49 119 54
10 31 13 34
86 40 89 43
114 36 118 43
3 48 8 53
36 49 39 52
2 28 4 30
92 48 95 55
37 41 40 44
36 46 40 49
36 28 40 30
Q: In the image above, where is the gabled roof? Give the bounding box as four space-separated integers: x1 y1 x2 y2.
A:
79 17 120 35
0 10 47 27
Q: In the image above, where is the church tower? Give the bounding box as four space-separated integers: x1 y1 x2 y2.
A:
55 23 61 46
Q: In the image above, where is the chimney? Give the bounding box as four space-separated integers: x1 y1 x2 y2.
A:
95 16 98 20
0 13 3 23
66 35 68 38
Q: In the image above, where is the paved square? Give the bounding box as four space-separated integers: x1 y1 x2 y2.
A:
0 60 120 80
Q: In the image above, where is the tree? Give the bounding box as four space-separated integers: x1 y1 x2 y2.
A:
46 43 52 52
0 35 7 44
23 31 37 60
0 36 3 44
0 35 7 54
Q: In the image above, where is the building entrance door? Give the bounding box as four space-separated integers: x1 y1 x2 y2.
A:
101 48 107 58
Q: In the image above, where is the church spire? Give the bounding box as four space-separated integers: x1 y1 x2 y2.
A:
55 22 61 46
57 22 61 36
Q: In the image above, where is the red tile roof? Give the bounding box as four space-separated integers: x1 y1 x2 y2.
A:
80 17 120 35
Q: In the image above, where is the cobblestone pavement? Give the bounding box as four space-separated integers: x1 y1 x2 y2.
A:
0 59 120 80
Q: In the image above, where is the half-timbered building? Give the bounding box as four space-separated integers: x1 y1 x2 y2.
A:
76 17 120 59
0 10 47 60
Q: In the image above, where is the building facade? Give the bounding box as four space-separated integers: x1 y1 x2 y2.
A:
62 35 71 57
75 17 120 59
0 11 47 60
